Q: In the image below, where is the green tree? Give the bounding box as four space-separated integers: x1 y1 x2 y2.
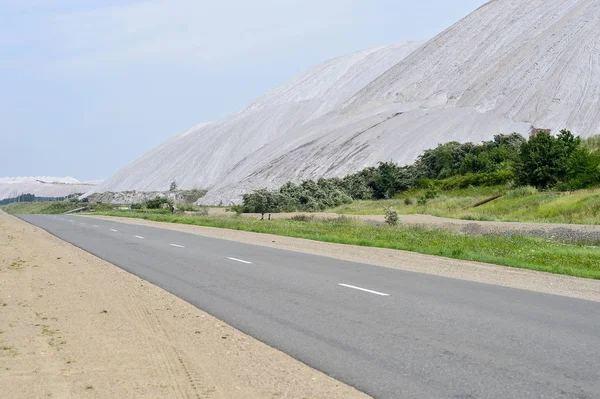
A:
242 189 279 219
517 129 581 189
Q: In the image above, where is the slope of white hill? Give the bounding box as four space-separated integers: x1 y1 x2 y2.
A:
351 0 600 133
86 41 425 196
89 0 600 205
0 177 100 200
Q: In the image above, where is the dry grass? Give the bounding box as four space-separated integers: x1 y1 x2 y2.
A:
331 186 600 225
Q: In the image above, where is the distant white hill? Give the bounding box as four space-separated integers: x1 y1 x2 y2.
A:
0 177 101 201
88 0 600 204
85 41 425 199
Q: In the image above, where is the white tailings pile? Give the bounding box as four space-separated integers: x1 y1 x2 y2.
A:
0 177 101 201
87 0 600 205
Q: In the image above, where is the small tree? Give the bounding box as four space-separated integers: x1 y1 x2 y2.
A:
384 207 399 226
242 189 278 219
517 129 581 189
169 181 178 192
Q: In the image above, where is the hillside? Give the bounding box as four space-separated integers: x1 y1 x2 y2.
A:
88 0 600 205
85 41 425 199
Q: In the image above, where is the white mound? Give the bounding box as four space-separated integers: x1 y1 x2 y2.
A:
0 177 101 201
89 0 600 204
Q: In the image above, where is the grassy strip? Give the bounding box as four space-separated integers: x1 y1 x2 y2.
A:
96 211 600 280
1 202 116 215
331 186 600 225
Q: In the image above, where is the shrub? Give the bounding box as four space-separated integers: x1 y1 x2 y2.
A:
435 170 514 191
505 186 538 198
425 188 439 199
516 129 597 189
417 196 428 206
385 208 399 226
404 197 413 206
131 203 143 210
145 197 172 209
228 204 244 215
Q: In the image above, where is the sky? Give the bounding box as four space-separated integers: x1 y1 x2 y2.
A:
0 0 487 181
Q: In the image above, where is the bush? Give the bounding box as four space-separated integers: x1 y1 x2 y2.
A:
145 197 172 209
516 129 600 189
131 203 143 210
404 197 413 206
228 204 244 215
417 197 428 206
425 188 439 199
434 170 514 191
385 208 399 226
505 186 538 198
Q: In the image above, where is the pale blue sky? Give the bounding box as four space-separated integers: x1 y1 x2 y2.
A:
0 0 487 181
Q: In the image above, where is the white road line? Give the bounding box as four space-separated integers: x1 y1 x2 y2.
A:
338 283 390 297
170 244 185 248
93 225 99 228
110 229 118 232
135 235 145 239
227 257 252 264
80 223 85 225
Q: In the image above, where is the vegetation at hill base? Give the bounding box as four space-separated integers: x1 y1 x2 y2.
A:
94 209 600 280
241 130 600 217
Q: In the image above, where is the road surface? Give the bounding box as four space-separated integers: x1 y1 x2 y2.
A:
19 214 600 399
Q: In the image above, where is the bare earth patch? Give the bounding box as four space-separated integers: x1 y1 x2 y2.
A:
0 213 368 398
87 215 600 303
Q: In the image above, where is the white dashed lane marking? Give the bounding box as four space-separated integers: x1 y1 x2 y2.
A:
170 244 185 248
228 257 253 264
135 235 145 239
338 283 390 297
110 229 118 232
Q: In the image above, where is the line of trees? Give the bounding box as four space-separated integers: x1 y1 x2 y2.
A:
241 130 600 214
0 193 81 205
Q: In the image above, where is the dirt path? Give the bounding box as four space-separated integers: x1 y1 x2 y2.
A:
203 209 600 243
88 215 600 303
0 213 369 399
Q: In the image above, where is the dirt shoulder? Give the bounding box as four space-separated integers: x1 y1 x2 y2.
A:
87 215 600 303
0 213 368 399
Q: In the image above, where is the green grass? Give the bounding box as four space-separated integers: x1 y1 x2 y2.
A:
95 210 600 280
1 202 117 215
331 185 600 225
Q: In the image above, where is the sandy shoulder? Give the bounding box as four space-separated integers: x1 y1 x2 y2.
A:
87 215 600 303
0 213 369 399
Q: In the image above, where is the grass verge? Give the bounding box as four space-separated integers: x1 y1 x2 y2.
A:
95 211 600 280
1 202 116 215
331 186 600 225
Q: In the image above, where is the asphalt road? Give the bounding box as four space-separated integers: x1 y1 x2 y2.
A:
19 214 600 399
